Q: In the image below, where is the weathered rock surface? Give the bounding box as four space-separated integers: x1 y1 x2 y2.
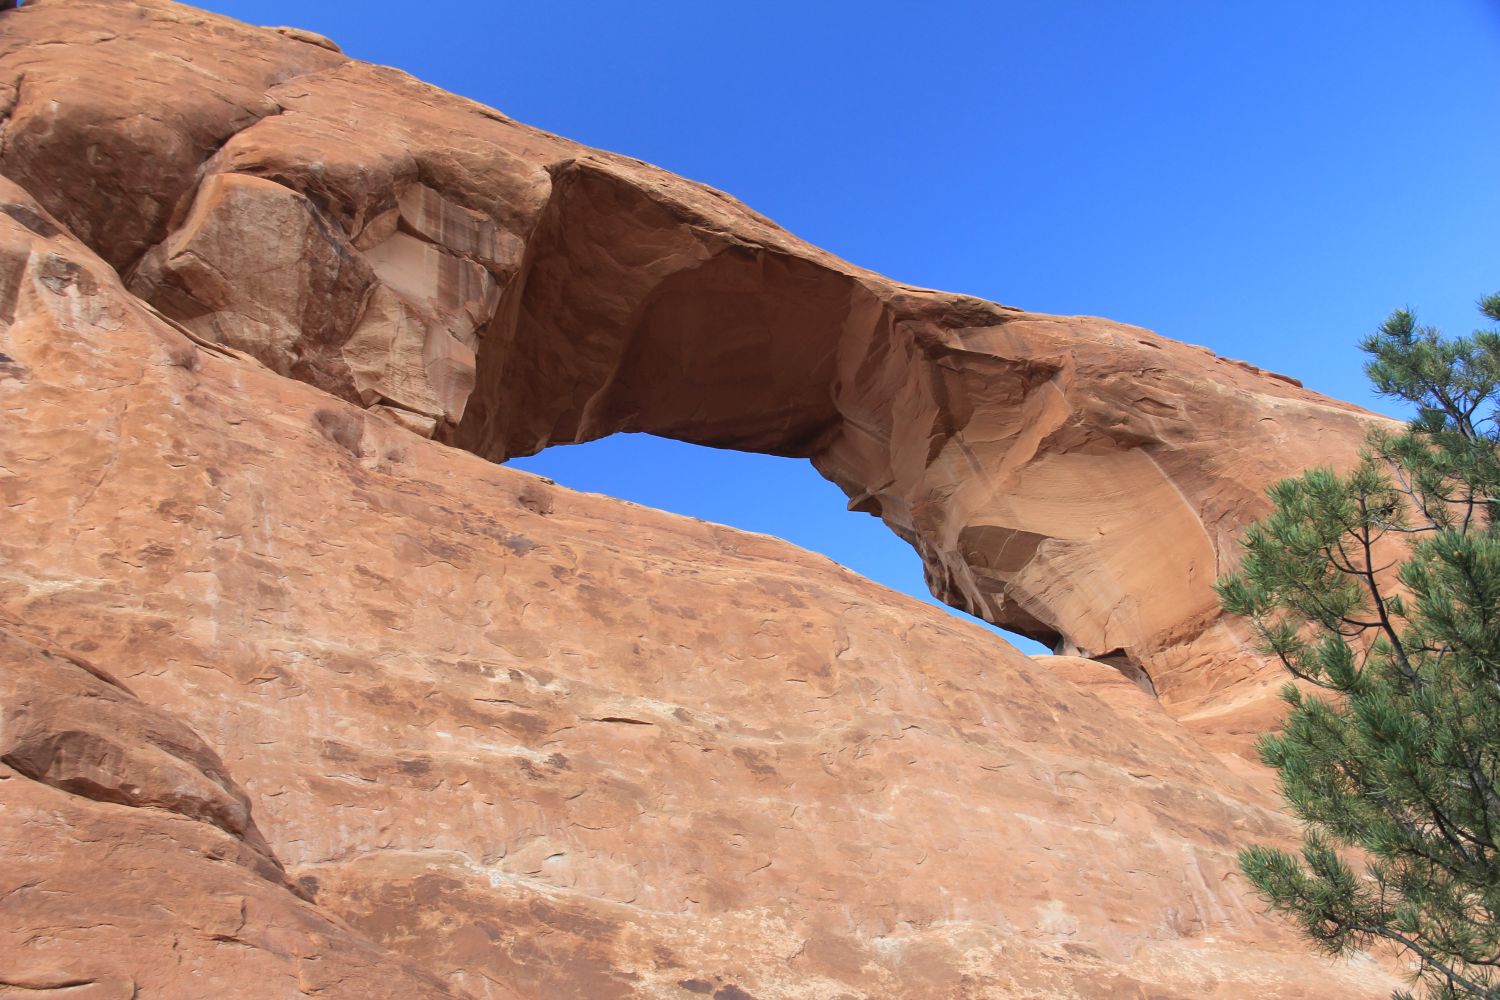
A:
0 2 1400 997
0 624 477 999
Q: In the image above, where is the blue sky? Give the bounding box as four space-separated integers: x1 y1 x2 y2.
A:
195 1 1500 651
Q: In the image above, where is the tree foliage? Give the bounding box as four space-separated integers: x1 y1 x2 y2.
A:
1215 295 1500 999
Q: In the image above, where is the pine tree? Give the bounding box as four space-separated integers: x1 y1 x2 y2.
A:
1215 295 1500 1000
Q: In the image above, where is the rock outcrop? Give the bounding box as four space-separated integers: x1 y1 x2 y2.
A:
0 0 1382 755
0 2 1398 997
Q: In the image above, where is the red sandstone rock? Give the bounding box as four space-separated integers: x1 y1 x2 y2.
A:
0 3 1402 997
0 626 478 999
0 0 1383 754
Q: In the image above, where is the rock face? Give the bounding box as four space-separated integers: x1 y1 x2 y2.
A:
0 626 474 1000
0 2 1398 998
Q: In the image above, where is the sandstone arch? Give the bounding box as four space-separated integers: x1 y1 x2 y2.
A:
0 4 1411 996
0 0 1379 748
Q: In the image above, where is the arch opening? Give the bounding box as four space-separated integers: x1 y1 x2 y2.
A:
104 135 1236 699
506 433 1053 656
451 159 1081 662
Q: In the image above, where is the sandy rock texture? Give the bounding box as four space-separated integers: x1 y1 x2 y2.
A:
0 2 1400 997
0 626 475 1000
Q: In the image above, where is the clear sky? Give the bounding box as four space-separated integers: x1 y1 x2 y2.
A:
191 1 1500 652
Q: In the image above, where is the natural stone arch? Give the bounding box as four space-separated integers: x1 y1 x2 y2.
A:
1 25 1379 746
435 153 1382 755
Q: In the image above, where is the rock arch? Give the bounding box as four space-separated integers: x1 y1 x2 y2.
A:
0 11 1377 746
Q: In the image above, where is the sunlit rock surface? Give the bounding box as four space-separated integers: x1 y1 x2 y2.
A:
0 2 1397 997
